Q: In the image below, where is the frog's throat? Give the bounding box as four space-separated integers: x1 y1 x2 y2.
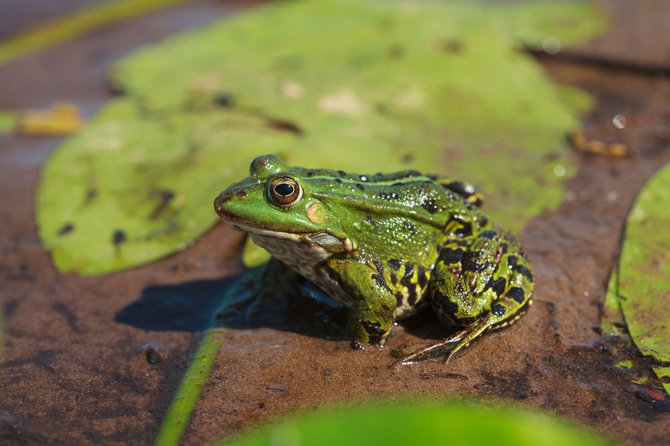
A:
225 221 352 255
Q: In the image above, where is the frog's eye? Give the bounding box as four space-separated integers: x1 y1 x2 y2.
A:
267 176 302 208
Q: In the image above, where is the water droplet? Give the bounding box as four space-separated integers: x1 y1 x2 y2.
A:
542 36 561 55
612 114 627 129
553 164 566 177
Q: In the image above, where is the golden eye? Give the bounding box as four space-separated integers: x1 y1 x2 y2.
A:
267 176 302 208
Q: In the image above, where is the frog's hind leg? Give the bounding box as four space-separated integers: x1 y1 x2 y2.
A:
398 230 534 364
399 295 532 364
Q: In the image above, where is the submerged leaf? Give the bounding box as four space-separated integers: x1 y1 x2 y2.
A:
37 0 607 275
617 162 670 394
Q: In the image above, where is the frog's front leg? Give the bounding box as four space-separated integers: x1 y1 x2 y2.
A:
214 258 304 324
329 259 398 345
403 230 534 363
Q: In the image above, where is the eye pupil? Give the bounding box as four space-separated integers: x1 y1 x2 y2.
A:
268 176 302 208
274 183 294 196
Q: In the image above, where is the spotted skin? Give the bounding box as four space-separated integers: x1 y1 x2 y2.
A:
400 231 534 363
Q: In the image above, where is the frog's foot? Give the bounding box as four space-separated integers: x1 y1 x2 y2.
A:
395 306 519 365
214 266 265 324
215 259 304 325
394 328 469 365
397 305 523 365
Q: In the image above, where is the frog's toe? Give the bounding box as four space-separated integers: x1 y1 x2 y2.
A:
394 328 468 365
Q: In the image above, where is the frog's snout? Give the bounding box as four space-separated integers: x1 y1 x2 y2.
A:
214 185 249 220
213 191 232 218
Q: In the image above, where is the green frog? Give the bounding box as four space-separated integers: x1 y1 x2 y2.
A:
214 155 533 362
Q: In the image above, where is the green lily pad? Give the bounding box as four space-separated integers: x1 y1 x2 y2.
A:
220 401 617 446
37 0 607 275
601 266 625 337
617 162 670 394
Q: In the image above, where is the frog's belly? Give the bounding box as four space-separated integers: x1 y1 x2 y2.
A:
250 232 430 315
250 233 355 305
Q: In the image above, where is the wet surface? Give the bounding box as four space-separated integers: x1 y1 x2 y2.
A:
1 1 670 445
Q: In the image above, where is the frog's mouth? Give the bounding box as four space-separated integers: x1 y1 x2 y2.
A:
223 220 352 254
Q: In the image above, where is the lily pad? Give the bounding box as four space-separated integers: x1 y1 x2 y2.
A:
220 401 617 446
37 0 607 275
616 162 670 394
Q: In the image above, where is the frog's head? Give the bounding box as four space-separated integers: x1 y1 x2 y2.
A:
214 154 353 255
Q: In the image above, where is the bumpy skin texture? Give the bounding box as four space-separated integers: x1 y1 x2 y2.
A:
214 155 533 361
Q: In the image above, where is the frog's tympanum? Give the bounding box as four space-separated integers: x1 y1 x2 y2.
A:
214 155 533 363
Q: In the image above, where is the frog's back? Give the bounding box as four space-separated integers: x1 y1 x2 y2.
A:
296 166 488 241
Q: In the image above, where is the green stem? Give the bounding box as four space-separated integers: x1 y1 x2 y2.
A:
0 0 193 67
154 327 226 446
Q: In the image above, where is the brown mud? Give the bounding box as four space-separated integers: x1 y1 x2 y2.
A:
1 1 670 445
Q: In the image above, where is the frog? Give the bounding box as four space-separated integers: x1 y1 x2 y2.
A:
214 154 534 363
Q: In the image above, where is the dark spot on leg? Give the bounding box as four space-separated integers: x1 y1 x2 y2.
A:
334 178 342 184
390 272 397 286
356 183 365 191
486 276 507 298
372 260 384 274
508 287 525 304
507 255 518 268
407 286 418 306
513 265 534 282
449 216 473 237
371 274 392 293
403 220 416 232
388 258 402 271
417 265 428 288
441 247 464 264
366 216 377 227
433 291 459 320
462 250 486 273
361 320 385 344
394 291 405 306
492 304 506 317
337 170 347 177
